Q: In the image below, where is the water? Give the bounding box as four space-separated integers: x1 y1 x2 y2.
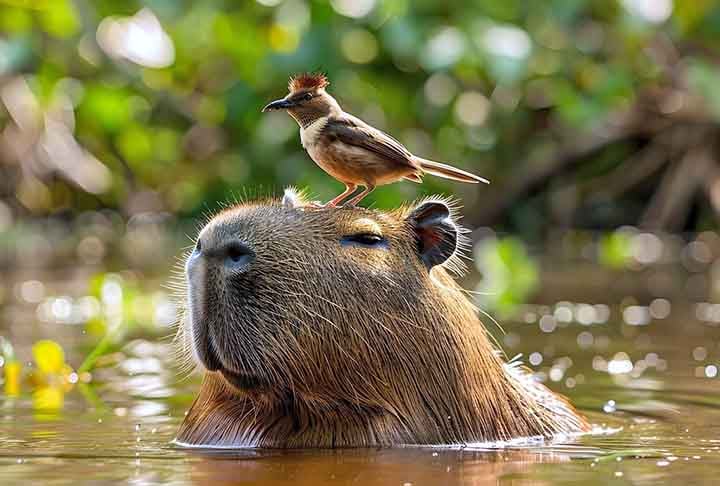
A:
2 250 720 484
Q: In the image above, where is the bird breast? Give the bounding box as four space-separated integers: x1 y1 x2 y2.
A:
300 117 329 157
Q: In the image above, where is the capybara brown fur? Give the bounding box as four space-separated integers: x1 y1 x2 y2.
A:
175 188 589 448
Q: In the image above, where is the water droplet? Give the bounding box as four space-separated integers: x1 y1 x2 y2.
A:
607 353 633 374
603 400 617 413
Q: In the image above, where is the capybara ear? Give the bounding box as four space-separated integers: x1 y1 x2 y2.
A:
282 187 303 209
407 200 458 269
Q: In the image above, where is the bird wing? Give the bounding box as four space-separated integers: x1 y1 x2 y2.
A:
322 114 420 171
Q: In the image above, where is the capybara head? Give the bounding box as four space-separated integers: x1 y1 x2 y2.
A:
176 189 588 448
183 188 463 392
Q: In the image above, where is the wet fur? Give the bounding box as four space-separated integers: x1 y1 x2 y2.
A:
175 189 588 447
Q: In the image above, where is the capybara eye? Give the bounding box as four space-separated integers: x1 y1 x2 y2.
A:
223 241 254 270
227 244 250 261
340 233 387 248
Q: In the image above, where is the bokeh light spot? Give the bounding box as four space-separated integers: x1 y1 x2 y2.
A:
330 0 375 18
621 0 673 23
97 9 175 68
341 29 379 64
454 91 491 126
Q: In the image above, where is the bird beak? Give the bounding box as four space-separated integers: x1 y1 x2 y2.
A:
262 98 293 112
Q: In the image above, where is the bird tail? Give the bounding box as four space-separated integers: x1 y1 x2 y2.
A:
414 157 489 184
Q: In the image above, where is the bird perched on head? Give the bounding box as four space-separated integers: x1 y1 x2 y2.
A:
262 73 489 207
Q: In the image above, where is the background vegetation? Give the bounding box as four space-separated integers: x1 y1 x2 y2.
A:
2 0 720 238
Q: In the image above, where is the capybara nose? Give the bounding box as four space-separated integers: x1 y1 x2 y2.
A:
195 237 255 272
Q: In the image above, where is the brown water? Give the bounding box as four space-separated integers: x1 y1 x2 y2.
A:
2 257 720 484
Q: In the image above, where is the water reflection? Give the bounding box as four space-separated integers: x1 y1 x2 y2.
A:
187 448 567 486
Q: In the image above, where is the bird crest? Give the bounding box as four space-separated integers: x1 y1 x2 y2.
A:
289 72 329 93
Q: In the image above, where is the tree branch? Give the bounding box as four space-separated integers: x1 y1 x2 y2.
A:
468 113 645 227
640 145 715 231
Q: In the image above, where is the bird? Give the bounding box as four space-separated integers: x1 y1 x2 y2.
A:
262 73 489 207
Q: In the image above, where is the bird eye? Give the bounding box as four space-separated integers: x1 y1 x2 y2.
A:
341 233 387 248
302 93 313 101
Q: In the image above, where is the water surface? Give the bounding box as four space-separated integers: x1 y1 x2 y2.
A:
2 254 720 484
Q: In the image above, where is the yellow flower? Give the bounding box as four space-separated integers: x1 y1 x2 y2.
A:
4 361 21 396
32 340 65 375
33 386 64 411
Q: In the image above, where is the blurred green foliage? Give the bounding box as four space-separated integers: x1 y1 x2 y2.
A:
598 230 633 269
475 236 539 318
1 0 720 231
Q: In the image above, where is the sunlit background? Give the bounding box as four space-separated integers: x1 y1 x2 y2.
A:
2 1 720 483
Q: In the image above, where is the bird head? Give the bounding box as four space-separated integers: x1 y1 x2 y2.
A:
262 73 340 126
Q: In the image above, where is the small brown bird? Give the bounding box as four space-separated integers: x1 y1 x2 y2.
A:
262 73 489 207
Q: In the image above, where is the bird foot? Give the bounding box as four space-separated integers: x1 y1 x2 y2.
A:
300 200 359 210
303 200 334 209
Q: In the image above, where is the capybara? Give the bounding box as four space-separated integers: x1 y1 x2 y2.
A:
175 188 588 447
